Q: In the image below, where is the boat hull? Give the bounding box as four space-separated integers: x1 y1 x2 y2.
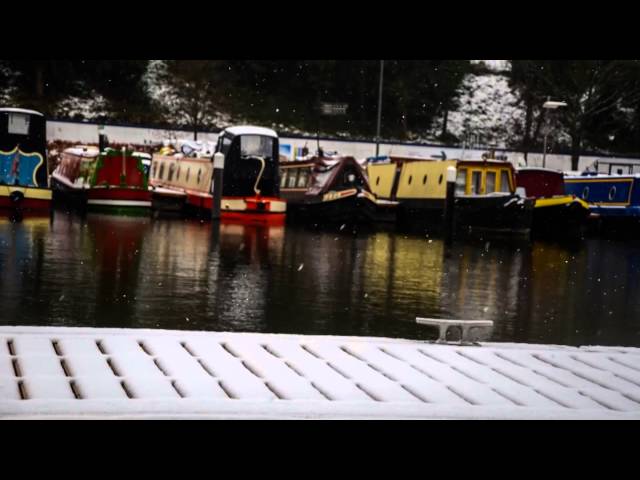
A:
286 191 392 226
0 186 52 220
454 195 534 237
52 176 151 215
531 197 590 239
152 186 286 224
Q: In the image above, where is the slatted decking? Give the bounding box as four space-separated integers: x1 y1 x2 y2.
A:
1 326 640 419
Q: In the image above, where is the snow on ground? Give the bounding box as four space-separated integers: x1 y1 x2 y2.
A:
429 72 526 148
143 60 236 130
54 93 110 121
1 326 639 419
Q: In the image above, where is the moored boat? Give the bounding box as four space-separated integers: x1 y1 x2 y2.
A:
564 159 640 233
0 108 52 218
279 155 396 225
149 126 286 224
50 146 152 215
367 156 534 237
516 167 589 238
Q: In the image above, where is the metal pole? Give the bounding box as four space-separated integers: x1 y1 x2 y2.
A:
375 60 384 158
542 129 548 168
443 166 457 244
542 96 550 169
211 152 225 221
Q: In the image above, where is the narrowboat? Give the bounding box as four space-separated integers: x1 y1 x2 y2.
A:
149 126 286 224
0 108 52 217
564 159 640 231
367 156 534 237
279 155 396 225
50 146 152 215
516 167 589 238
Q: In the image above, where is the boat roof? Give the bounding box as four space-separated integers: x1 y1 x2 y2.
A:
223 126 278 138
64 146 99 158
591 158 640 166
0 107 44 117
517 166 561 173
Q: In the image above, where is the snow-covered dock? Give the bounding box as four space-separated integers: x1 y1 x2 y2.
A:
1 326 640 419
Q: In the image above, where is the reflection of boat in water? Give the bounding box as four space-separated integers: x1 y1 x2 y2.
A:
149 126 286 225
51 146 152 215
0 108 52 219
516 167 589 238
367 156 533 237
280 156 396 225
564 159 640 233
219 222 284 264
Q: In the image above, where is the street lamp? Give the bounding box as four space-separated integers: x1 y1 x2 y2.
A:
542 98 567 168
375 60 384 158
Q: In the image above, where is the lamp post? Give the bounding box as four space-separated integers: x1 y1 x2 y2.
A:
541 98 567 168
375 60 384 158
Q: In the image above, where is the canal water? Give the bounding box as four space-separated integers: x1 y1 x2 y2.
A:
1 211 639 347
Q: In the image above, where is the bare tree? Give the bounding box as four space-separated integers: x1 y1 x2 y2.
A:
511 60 640 170
154 60 227 140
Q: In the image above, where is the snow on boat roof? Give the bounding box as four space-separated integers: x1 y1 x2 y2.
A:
64 146 99 158
517 167 562 173
223 126 278 138
0 107 44 117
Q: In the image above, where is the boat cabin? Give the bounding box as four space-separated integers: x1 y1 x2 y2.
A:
216 126 280 198
454 160 515 196
280 156 370 202
515 168 565 198
367 156 516 201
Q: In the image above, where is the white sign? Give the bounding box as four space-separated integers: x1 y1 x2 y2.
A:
320 103 348 115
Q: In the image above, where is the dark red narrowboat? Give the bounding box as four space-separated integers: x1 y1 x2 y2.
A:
516 167 589 238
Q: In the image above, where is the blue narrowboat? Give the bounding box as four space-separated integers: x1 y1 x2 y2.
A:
564 159 640 227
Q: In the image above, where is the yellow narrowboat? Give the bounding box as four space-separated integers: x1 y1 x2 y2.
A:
367 156 534 236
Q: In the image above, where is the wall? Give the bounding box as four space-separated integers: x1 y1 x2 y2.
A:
46 120 639 173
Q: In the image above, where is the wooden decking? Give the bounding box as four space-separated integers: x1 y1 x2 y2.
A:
1 326 639 419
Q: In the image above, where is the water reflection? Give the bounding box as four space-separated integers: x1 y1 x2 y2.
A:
0 212 639 347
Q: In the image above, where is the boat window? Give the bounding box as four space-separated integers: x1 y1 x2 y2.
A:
439 174 443 185
471 171 482 194
186 168 190 182
287 169 298 188
197 169 202 184
422 174 428 185
297 169 309 188
218 135 232 156
582 187 589 200
168 164 176 182
159 163 165 180
608 186 616 201
486 171 496 193
176 166 181 180
500 170 511 192
8 112 30 135
408 175 413 185
376 176 380 186
240 135 274 159
455 169 467 195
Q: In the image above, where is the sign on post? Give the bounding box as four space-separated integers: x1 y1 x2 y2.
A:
320 103 348 116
